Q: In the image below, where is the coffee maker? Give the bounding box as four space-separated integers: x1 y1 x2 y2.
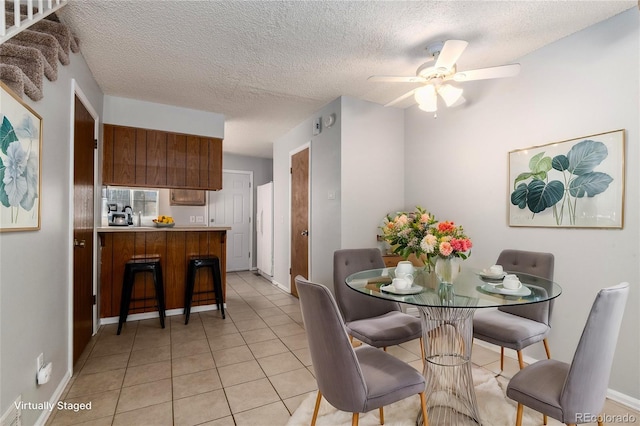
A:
108 204 134 226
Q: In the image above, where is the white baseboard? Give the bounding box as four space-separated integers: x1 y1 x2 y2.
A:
34 369 71 426
99 304 222 325
473 340 640 411
272 279 290 294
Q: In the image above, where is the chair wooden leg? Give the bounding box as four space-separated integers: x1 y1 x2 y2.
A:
543 338 551 359
379 407 384 425
500 347 505 371
352 412 359 426
419 392 429 426
566 424 576 426
420 336 426 367
311 391 322 426
517 350 525 369
383 346 387 352
515 403 523 426
543 414 547 424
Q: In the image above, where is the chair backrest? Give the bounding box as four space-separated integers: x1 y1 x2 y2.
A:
560 283 629 422
295 276 368 412
496 249 555 324
333 248 401 322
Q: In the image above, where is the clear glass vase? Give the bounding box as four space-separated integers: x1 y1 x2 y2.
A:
435 256 459 284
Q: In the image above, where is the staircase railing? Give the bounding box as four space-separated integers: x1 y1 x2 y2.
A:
1 0 68 45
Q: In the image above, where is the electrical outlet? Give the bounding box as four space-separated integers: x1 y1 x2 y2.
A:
36 353 43 372
196 216 204 223
190 216 195 223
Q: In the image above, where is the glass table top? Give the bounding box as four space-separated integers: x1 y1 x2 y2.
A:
345 267 562 309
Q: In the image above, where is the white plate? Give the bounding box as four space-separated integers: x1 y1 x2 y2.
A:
380 284 424 295
476 271 506 280
481 283 531 297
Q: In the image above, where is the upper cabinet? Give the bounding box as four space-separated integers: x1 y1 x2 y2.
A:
102 124 222 190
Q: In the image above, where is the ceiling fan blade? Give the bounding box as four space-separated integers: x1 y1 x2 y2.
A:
434 40 468 71
385 88 418 107
368 75 426 83
453 63 521 82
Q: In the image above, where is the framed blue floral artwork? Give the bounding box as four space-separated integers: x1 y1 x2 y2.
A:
0 82 42 232
508 129 625 228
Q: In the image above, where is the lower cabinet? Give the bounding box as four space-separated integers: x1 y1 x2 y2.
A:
99 230 227 318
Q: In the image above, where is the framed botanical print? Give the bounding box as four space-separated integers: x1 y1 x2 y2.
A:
508 130 625 228
0 82 42 231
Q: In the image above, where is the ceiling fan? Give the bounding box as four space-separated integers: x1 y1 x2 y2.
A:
369 40 521 114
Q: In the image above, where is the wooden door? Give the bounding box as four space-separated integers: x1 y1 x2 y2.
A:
290 147 309 297
208 171 252 271
73 96 95 365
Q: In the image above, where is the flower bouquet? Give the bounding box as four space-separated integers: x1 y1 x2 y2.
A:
380 207 472 272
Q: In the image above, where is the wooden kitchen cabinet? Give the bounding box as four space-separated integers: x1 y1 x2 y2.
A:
102 124 223 190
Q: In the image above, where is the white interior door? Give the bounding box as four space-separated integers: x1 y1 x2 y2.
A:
209 171 252 272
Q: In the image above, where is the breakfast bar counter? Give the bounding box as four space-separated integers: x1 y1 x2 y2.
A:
97 227 230 320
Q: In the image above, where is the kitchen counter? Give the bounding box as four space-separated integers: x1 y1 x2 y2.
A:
97 226 231 232
98 227 228 320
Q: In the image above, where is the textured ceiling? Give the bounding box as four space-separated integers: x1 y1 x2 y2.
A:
58 1 635 158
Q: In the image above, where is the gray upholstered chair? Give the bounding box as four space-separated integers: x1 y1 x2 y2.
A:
333 249 424 357
473 249 555 370
295 276 429 426
507 283 629 426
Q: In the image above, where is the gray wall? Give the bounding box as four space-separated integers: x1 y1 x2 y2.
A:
340 97 404 249
403 9 639 400
0 54 104 423
273 97 342 292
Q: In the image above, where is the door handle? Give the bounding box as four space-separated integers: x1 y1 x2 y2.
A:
301 230 309 236
74 239 86 248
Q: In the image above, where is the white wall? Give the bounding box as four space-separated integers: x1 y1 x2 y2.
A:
0 54 103 423
341 97 404 249
273 98 341 292
404 9 639 400
103 95 224 138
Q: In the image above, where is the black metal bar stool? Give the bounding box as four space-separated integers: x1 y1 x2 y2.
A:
117 257 166 335
184 255 225 324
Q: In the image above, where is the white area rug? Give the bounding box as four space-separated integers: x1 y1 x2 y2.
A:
287 367 541 426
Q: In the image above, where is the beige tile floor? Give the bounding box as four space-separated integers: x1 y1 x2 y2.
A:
46 271 638 426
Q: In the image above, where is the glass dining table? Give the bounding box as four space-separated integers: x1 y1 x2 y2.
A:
345 265 562 426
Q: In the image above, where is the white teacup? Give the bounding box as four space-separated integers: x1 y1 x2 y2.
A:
489 265 503 275
392 275 413 290
395 261 415 279
502 274 522 290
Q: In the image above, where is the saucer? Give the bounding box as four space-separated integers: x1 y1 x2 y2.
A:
380 284 424 295
481 283 531 297
476 270 506 280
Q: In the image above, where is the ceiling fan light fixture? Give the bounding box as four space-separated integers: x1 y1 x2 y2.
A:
438 84 464 107
415 86 438 112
